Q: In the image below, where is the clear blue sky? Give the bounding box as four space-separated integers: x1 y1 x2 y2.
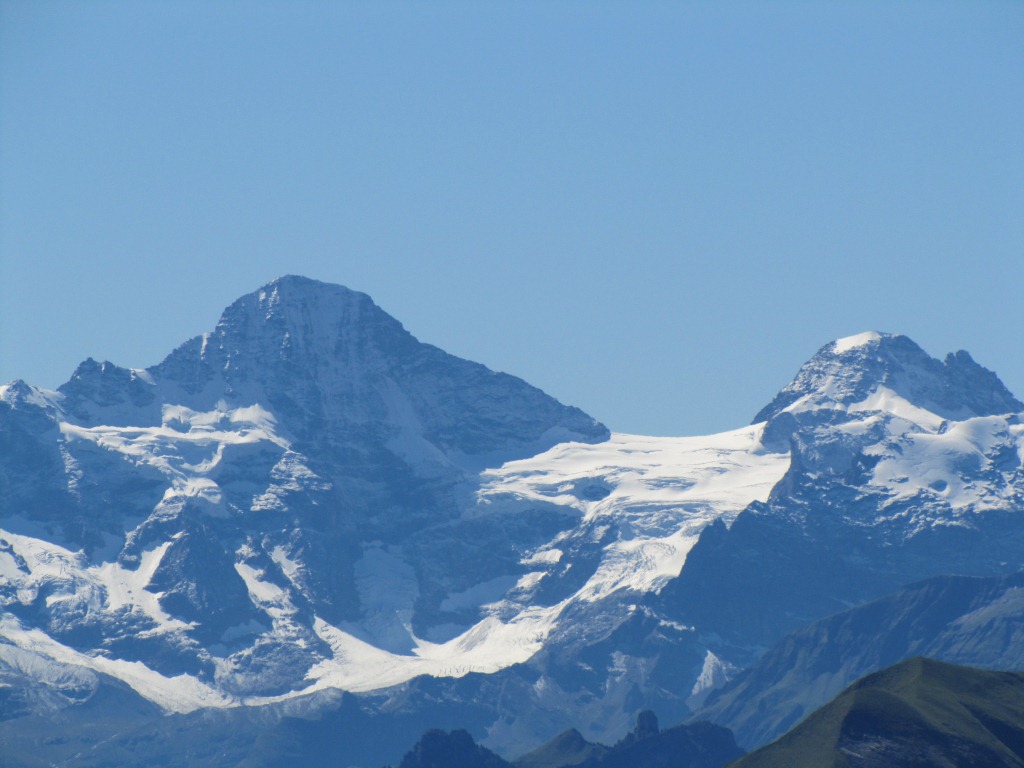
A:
2 1 1022 436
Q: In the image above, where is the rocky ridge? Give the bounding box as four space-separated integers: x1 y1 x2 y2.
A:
2 284 1024 765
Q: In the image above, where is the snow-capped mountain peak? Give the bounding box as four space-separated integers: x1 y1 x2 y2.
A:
754 331 1022 425
201 275 413 381
0 380 62 412
5 291 1024 764
2 278 639 711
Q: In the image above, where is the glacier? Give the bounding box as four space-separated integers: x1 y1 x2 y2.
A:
0 277 788 716
2 280 1023 764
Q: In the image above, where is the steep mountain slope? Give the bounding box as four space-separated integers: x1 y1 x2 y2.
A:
752 331 1022 424
730 658 1024 768
661 332 1024 653
0 277 788 752
1 276 611 696
402 711 743 768
694 571 1024 749
3 290 1024 765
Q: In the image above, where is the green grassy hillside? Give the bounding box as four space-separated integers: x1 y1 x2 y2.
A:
731 657 1024 768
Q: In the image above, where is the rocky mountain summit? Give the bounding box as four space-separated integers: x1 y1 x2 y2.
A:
754 331 1022 424
0 277 618 701
662 331 1024 652
1 280 1023 766
0 278 785 732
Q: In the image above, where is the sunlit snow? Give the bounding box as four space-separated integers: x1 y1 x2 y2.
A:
832 331 883 354
4 319 1021 719
479 425 788 598
0 421 789 712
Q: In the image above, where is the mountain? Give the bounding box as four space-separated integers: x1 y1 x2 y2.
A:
693 571 1024 749
753 331 1022 424
0 677 502 768
0 276 613 703
3 290 1024 765
660 331 1024 653
0 277 790 761
566 710 743 768
512 728 608 768
396 728 511 768
730 657 1024 768
401 711 744 768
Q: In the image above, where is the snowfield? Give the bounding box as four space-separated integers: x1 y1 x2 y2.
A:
0 422 789 711
3 281 1022 742
478 426 788 598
